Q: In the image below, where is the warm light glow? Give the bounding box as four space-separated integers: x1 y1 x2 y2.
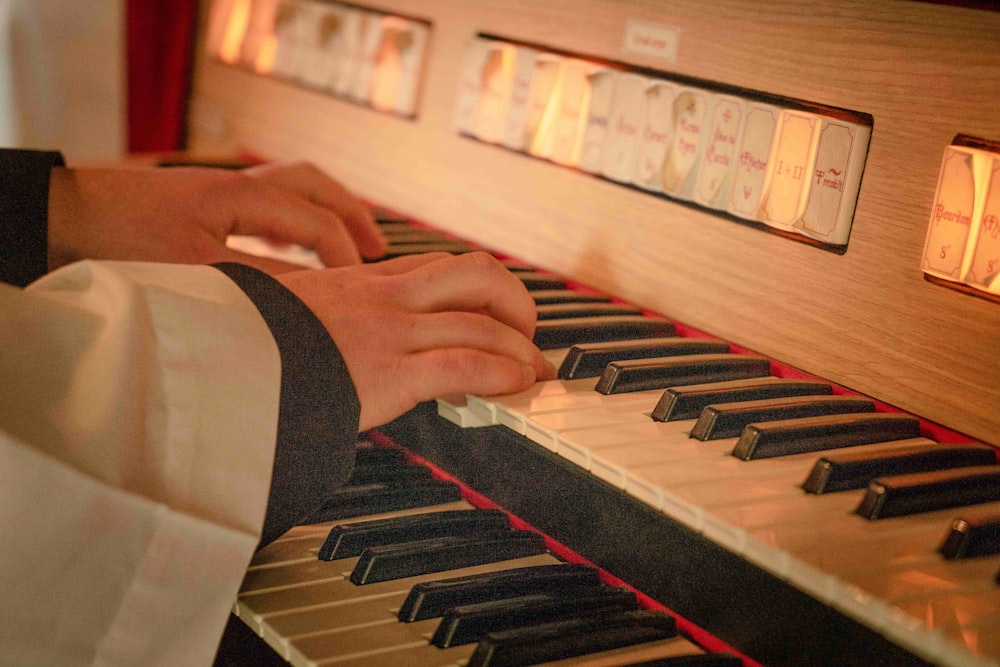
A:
544 59 592 166
219 0 251 64
371 19 409 112
568 76 592 166
968 159 1000 288
527 60 566 157
923 144 1000 293
661 89 709 197
255 34 278 73
760 110 818 228
473 44 516 143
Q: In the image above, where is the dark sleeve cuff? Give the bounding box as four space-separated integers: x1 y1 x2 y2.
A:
0 149 65 287
212 262 361 546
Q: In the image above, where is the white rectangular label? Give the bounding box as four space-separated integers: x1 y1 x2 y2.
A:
622 19 680 64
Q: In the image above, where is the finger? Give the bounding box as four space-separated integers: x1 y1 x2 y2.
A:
355 252 457 276
397 252 538 339
406 348 538 397
219 178 364 267
244 162 387 259
406 311 549 377
358 349 537 431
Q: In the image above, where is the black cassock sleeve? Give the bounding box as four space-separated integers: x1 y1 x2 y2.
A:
212 262 362 666
213 262 361 547
0 149 65 287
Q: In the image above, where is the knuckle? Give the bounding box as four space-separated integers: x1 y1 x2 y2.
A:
464 250 501 273
422 251 454 264
437 348 488 379
211 169 253 196
378 274 408 304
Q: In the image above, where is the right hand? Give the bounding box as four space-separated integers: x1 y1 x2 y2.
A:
277 252 556 431
47 160 386 275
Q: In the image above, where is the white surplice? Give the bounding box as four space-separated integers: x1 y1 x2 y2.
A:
0 260 282 666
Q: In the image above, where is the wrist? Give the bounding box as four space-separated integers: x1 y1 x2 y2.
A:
46 166 83 272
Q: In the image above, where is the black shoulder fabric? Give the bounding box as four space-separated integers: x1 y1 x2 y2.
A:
212 262 360 547
0 149 65 287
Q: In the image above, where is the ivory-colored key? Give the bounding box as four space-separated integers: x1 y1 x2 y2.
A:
241 554 560 638
560 421 700 471
287 617 461 666
281 501 476 540
501 389 662 436
468 377 599 426
524 401 656 450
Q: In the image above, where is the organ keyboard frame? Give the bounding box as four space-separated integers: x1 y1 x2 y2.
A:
190 0 1000 445
188 1 1000 665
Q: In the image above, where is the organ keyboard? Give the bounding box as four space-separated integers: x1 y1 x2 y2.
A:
188 1 1000 665
228 214 1000 666
381 217 1000 667
234 442 746 666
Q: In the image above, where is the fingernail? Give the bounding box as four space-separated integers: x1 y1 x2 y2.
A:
521 363 537 386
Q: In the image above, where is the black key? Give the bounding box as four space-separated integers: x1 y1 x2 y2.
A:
628 655 744 667
732 413 922 461
596 354 770 395
803 442 998 494
374 222 414 233
533 316 675 350
380 229 449 243
432 586 638 647
652 377 833 422
350 531 548 584
399 563 602 622
374 212 409 224
535 302 644 320
690 395 876 440
346 461 433 484
856 466 1000 520
156 157 251 169
517 273 568 291
939 513 1000 559
306 479 462 523
319 509 511 560
558 337 730 380
530 290 613 305
376 241 474 259
500 260 538 273
467 609 678 667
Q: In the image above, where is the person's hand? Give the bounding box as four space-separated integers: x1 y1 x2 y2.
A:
278 252 557 431
47 161 386 274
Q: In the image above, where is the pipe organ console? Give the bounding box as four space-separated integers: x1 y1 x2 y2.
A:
192 1 1000 665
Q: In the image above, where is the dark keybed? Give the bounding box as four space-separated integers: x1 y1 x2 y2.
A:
231 213 1000 667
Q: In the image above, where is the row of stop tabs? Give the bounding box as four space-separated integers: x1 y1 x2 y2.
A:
455 36 873 249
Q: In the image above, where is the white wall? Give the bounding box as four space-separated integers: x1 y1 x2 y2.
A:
0 0 124 161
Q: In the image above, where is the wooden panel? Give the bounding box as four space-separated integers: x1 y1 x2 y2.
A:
188 0 1000 444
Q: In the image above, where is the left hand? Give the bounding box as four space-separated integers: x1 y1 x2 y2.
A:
47 161 386 274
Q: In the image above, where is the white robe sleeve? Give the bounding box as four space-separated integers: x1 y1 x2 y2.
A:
0 260 282 666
